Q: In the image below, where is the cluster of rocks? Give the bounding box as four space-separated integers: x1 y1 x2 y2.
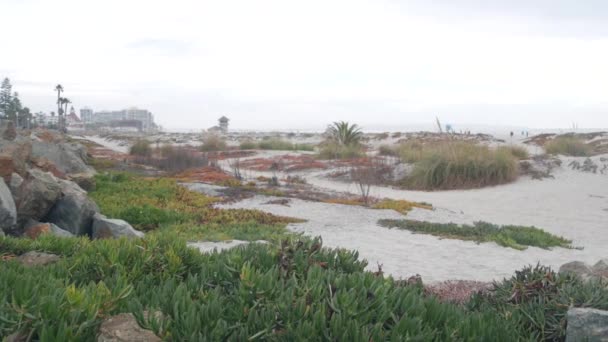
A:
559 259 608 283
0 122 143 240
559 260 608 342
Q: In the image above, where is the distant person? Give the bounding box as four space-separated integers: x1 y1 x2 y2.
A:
510 131 514 138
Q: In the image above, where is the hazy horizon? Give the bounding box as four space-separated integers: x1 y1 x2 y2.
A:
2 0 607 130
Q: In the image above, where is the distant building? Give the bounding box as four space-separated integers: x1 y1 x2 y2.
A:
219 116 229 133
80 107 93 123
67 106 84 130
79 106 157 131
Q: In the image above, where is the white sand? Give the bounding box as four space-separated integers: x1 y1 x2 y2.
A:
212 152 608 283
77 135 130 153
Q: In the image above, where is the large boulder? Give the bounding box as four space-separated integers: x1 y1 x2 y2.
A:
69 172 96 191
97 313 161 342
31 141 94 176
43 179 99 236
14 169 62 230
8 172 23 196
0 178 17 232
92 213 144 239
566 308 608 342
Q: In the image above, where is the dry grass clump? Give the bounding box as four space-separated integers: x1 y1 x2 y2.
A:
200 134 228 152
400 142 519 190
129 139 152 156
498 146 529 160
240 138 314 151
545 137 591 156
317 142 364 159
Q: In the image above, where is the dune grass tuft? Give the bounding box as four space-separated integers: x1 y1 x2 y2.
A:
377 219 574 250
400 142 519 190
240 138 314 151
545 137 591 156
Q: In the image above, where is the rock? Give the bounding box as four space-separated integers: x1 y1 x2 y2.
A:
92 214 144 240
8 172 23 196
69 172 96 191
44 179 99 236
15 169 62 230
23 220 74 239
31 141 95 176
566 308 608 342
592 259 608 274
0 178 17 233
16 251 60 267
0 139 32 178
559 261 593 279
32 157 67 179
97 313 161 342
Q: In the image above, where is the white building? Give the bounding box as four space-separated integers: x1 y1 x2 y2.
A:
79 107 156 131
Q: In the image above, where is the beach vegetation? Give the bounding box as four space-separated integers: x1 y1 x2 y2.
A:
377 219 574 250
545 137 591 156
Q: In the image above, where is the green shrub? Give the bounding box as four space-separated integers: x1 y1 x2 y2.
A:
240 139 314 151
318 142 364 159
0 235 520 341
468 264 608 341
200 134 228 152
401 142 519 190
378 219 574 250
545 137 591 156
239 140 257 150
129 140 151 156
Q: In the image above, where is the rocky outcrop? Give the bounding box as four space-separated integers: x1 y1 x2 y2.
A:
16 251 60 267
69 172 96 191
566 308 608 342
14 169 62 231
31 141 95 176
44 179 99 236
0 178 17 232
92 214 144 239
97 313 161 342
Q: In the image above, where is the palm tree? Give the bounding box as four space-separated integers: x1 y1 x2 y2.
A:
59 97 70 131
55 84 63 115
327 121 363 146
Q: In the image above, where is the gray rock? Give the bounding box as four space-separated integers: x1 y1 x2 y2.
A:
0 178 17 232
593 259 608 274
8 172 23 196
559 261 593 279
31 141 94 176
97 313 161 342
15 169 62 230
566 308 608 342
44 179 99 236
16 251 60 267
24 220 74 238
92 213 144 240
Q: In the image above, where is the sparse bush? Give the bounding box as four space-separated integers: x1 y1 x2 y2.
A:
372 199 432 214
129 139 152 156
401 142 519 190
378 219 574 250
134 146 208 172
545 137 591 156
378 145 397 156
200 133 228 152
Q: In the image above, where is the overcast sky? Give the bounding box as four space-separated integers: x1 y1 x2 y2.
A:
1 0 607 131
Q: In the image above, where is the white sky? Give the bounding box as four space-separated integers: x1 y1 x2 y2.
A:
1 0 608 131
